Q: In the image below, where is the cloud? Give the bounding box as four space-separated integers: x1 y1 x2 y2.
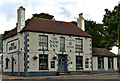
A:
0 1 23 21
59 7 71 19
0 0 120 34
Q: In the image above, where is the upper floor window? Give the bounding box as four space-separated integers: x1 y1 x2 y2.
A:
60 37 65 52
108 57 113 69
39 35 48 50
75 38 83 52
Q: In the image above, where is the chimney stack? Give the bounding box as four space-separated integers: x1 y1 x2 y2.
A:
17 6 25 32
77 13 85 31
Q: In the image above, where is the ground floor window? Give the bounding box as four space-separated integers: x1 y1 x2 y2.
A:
51 61 55 68
85 60 89 68
108 57 113 69
76 56 83 70
39 54 48 70
98 57 104 69
5 58 9 69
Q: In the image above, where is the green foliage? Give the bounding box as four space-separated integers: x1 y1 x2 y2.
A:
102 4 120 49
33 13 55 20
71 21 77 26
3 31 10 37
71 20 104 48
85 20 104 48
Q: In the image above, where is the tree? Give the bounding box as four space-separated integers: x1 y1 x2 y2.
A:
85 20 104 48
102 4 120 49
33 13 55 20
71 20 104 48
71 21 77 26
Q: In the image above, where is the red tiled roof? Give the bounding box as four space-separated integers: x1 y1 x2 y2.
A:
3 17 92 39
92 47 117 57
3 28 17 39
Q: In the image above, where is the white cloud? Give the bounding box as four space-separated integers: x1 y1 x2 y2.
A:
0 0 120 34
110 46 118 54
0 0 119 53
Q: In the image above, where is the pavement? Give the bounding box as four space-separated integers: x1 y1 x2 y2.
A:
1 73 119 80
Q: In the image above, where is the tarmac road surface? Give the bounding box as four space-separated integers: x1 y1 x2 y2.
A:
1 73 120 81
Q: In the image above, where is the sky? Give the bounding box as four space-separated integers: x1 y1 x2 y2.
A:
0 0 119 54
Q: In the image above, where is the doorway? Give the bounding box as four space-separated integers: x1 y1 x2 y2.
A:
58 54 67 72
11 57 15 75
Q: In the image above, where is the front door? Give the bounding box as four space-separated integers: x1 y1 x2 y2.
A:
11 57 15 75
58 54 67 72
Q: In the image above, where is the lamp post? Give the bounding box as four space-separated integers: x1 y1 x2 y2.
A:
118 2 120 73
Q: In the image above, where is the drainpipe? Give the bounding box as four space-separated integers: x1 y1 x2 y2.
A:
91 39 93 74
17 51 20 76
17 40 20 76
1 39 3 73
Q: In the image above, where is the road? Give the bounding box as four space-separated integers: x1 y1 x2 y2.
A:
2 74 120 81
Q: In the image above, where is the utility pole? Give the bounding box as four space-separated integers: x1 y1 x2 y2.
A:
118 21 120 73
118 2 120 73
17 40 20 76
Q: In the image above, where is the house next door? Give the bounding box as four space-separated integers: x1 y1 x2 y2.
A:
58 54 67 72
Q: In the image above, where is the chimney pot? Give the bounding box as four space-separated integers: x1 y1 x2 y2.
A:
77 13 85 31
17 6 25 32
79 13 83 18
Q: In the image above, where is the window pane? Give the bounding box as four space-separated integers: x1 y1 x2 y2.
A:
108 57 113 69
98 57 104 69
39 35 48 50
51 61 55 68
60 37 65 51
75 38 83 52
76 56 83 70
39 54 48 70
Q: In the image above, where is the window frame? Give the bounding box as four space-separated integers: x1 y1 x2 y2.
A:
51 61 55 68
39 35 48 51
39 54 48 70
60 37 65 52
75 38 83 53
5 59 9 69
85 60 89 68
108 57 113 69
98 56 104 69
76 56 83 70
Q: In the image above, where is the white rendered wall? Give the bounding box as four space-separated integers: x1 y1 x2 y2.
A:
28 32 92 72
104 57 108 70
113 57 117 70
